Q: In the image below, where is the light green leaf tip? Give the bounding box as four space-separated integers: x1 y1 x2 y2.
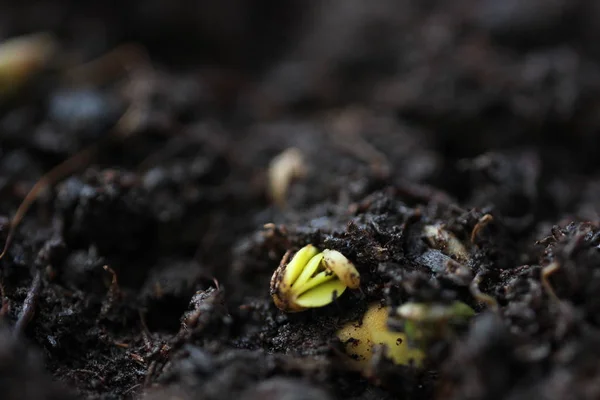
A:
295 279 348 308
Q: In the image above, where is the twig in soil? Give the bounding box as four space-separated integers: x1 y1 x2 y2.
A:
0 142 103 263
471 214 494 245
100 265 122 316
145 361 158 386
104 265 120 290
541 261 560 301
469 271 498 310
144 346 170 387
129 353 145 366
13 271 42 336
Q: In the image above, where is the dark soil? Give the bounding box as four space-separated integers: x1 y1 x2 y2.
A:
2 1 600 399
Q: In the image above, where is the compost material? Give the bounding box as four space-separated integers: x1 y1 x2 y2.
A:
2 1 600 399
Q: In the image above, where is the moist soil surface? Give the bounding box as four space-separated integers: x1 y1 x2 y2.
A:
3 1 600 399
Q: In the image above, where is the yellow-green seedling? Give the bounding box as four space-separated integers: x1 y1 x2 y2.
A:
336 303 425 372
270 245 360 312
394 301 475 348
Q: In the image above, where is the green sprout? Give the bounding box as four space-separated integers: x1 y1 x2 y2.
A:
394 301 475 349
270 245 360 312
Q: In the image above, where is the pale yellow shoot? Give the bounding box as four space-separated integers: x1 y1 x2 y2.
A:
282 245 319 288
336 303 425 372
293 269 335 295
293 253 325 289
295 279 348 308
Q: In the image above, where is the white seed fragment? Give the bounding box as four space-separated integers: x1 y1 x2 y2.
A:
422 224 469 262
267 147 306 207
322 249 360 289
